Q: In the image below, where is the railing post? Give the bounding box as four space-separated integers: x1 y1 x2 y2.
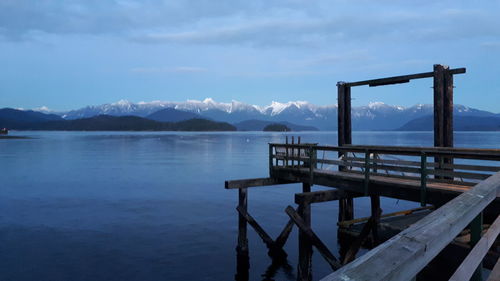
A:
420 153 427 206
470 212 483 281
269 144 274 177
364 150 370 195
309 145 315 185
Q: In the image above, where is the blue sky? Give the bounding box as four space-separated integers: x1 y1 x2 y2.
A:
1 0 499 112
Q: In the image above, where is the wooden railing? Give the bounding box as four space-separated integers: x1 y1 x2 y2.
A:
268 143 500 280
319 170 500 281
269 143 500 204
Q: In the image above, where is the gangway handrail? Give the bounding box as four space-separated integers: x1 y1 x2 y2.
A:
319 171 500 281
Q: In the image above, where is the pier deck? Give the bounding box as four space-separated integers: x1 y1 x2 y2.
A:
226 65 500 281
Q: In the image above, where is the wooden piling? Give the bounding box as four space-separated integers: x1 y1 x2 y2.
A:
337 82 354 222
237 188 248 252
298 183 312 281
370 195 381 244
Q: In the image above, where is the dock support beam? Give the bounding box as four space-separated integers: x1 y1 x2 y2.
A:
236 188 249 281
337 82 354 222
370 194 381 244
298 183 312 281
433 64 454 178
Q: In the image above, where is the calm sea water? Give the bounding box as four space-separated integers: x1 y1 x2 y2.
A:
1 131 499 281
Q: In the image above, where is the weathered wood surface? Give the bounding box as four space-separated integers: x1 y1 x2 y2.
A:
320 171 500 281
225 177 296 189
273 167 472 204
285 206 342 270
449 215 500 281
338 207 432 228
343 67 465 87
434 64 445 149
488 258 500 281
270 143 500 160
295 189 361 204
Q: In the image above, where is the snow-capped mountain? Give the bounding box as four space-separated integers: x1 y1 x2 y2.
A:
56 98 497 130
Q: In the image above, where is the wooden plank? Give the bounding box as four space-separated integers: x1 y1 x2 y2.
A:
225 177 296 189
271 143 500 160
487 258 500 281
316 158 496 180
285 206 342 270
295 189 362 205
449 215 500 281
320 171 500 281
236 206 275 248
273 167 469 204
338 207 433 228
427 169 491 180
344 67 465 87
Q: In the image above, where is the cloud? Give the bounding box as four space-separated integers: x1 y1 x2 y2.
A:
481 42 500 49
130 66 207 73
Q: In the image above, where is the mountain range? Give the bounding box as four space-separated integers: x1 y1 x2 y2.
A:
2 98 499 131
55 98 499 131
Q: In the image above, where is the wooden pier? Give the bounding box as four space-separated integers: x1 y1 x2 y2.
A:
225 65 500 281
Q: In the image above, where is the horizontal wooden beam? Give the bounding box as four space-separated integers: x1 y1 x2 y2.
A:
449 214 500 281
343 67 465 87
225 177 296 189
295 189 362 205
274 167 461 205
320 171 500 281
270 143 500 160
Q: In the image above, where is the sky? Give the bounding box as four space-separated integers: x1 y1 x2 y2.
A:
1 0 499 112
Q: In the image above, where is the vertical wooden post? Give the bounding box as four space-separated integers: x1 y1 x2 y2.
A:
443 66 454 148
370 194 381 244
433 64 445 180
344 86 352 145
433 64 445 148
298 183 312 281
237 188 248 253
236 188 249 281
420 153 427 206
337 82 354 222
364 150 370 196
337 82 346 153
443 67 454 178
470 213 483 281
269 144 274 177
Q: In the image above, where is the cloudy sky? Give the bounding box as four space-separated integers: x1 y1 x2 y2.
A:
1 0 499 111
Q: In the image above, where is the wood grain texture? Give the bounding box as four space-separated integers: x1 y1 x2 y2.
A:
320 171 500 281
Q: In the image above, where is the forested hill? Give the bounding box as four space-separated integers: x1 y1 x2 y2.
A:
1 114 236 131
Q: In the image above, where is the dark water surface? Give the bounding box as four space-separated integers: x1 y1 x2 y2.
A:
1 131 499 281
